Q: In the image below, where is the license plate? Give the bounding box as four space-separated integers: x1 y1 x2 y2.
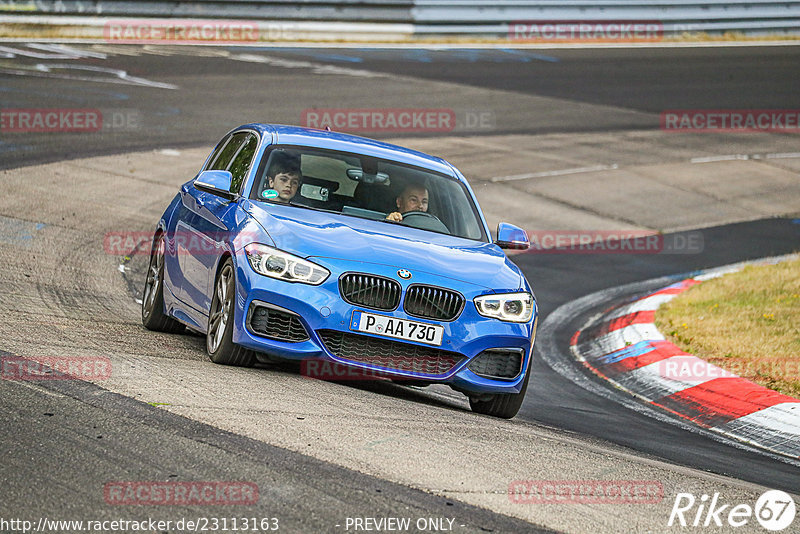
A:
349 311 444 346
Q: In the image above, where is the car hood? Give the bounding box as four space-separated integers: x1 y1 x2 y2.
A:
243 201 523 292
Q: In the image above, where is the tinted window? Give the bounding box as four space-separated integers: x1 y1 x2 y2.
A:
228 134 258 193
250 146 487 242
204 140 226 171
209 133 247 171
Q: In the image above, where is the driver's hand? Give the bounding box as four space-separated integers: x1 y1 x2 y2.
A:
386 212 403 222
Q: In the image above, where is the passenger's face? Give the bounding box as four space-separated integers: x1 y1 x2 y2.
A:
268 172 300 202
397 186 428 213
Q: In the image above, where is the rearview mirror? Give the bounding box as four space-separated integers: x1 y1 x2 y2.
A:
194 170 236 200
346 168 389 184
495 223 530 250
301 184 329 201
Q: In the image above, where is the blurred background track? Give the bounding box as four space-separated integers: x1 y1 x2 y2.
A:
3 0 800 39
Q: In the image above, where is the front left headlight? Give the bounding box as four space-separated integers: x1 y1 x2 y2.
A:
474 292 534 323
244 243 330 285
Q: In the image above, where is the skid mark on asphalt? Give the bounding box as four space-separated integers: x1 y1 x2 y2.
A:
0 84 131 104
491 164 619 182
0 44 178 88
690 152 800 164
0 43 107 59
230 52 387 77
267 47 560 64
0 63 178 89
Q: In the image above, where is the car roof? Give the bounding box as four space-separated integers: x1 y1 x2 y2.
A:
234 123 460 180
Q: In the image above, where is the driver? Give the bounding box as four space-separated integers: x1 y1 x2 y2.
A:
386 184 428 222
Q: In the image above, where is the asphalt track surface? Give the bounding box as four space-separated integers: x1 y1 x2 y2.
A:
3 44 799 169
1 43 799 532
2 361 543 534
247 45 800 113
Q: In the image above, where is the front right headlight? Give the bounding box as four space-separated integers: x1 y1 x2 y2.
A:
244 243 329 285
474 292 534 323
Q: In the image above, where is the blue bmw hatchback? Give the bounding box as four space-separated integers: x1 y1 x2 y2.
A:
142 124 537 418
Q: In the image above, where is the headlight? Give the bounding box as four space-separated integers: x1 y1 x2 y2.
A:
244 244 329 285
474 292 534 323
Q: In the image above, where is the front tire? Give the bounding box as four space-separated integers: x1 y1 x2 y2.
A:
469 363 531 419
142 235 184 334
207 259 254 367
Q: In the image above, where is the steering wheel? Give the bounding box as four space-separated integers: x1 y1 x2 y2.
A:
401 210 439 221
399 211 449 233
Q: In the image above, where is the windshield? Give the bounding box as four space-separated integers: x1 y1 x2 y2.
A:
250 146 488 242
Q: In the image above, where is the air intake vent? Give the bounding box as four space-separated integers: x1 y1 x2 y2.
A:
247 302 309 343
467 348 525 380
339 273 401 311
317 330 464 377
404 285 465 321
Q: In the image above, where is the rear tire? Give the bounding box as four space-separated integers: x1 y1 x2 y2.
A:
469 363 531 419
141 235 184 334
207 259 254 367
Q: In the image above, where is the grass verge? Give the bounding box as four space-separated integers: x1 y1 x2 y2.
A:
655 257 800 399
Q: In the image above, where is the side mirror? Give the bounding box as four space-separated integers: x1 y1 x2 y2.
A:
193 170 236 200
495 222 530 250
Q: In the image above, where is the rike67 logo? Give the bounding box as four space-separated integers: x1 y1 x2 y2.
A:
669 490 796 531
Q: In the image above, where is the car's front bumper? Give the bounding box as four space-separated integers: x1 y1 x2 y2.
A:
230 251 537 395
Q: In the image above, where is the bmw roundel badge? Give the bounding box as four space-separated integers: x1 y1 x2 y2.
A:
397 269 412 280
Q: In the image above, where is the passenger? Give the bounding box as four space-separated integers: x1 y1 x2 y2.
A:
265 153 302 203
386 184 429 222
